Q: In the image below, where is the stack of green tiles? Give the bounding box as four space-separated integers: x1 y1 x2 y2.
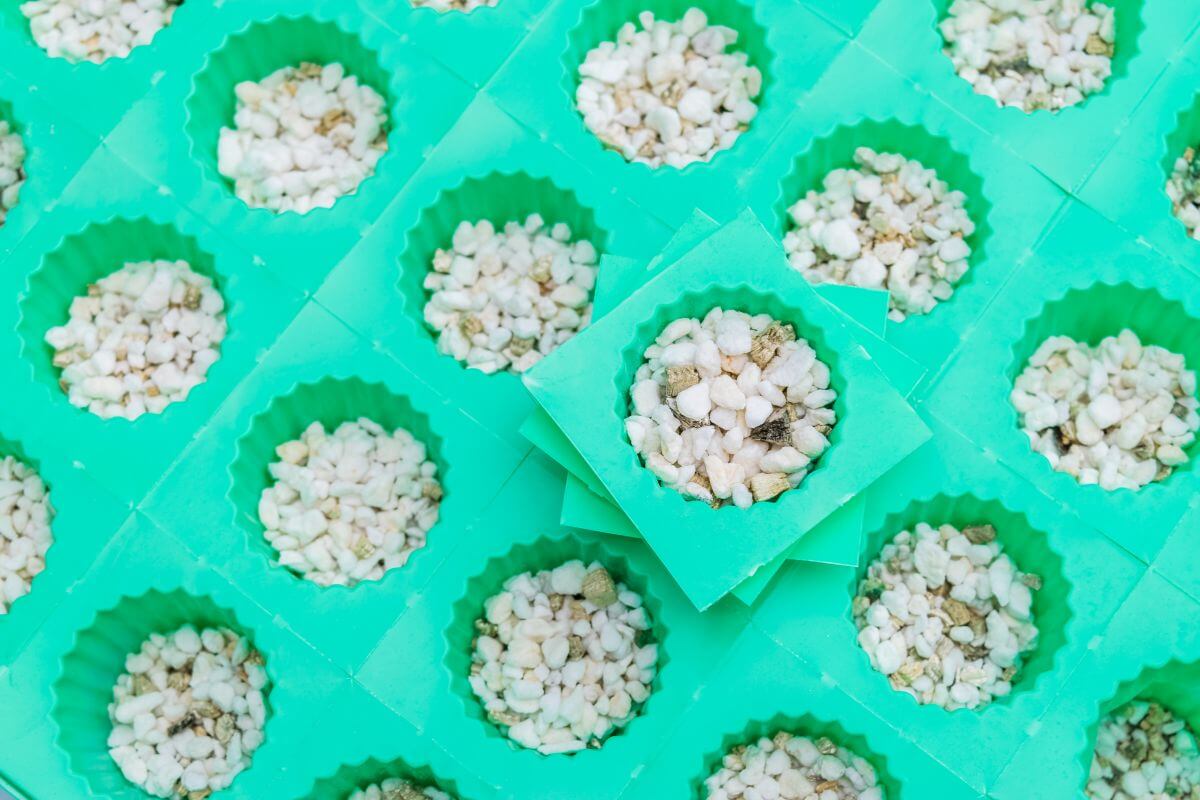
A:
0 0 1199 797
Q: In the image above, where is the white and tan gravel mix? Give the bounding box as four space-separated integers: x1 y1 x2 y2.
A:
409 0 497 10
469 559 657 755
704 731 884 800
21 0 181 63
784 147 975 322
1011 329 1200 490
107 625 268 798
350 779 453 800
424 215 597 375
0 121 26 227
940 0 1115 112
0 455 53 615
625 308 836 508
854 521 1039 710
575 8 762 168
45 259 227 420
1088 701 1200 800
258 418 441 588
1167 146 1200 239
218 62 388 215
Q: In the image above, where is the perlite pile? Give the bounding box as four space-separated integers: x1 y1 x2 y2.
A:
1167 147 1200 239
44 259 227 420
423 215 598 375
349 779 453 800
784 147 975 322
468 560 657 755
1011 328 1200 490
703 731 884 800
625 308 836 508
0 455 53 615
20 0 182 63
575 8 762 168
853 522 1039 711
258 418 441 588
0 120 26 228
1087 701 1200 800
107 625 268 798
217 62 388 215
940 0 1115 112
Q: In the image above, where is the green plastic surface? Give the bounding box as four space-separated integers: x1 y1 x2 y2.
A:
0 0 1198 798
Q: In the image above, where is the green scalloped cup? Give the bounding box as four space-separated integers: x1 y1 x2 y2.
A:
1074 659 1200 795
615 285 849 508
1006 283 1200 491
691 713 900 799
301 755 461 800
930 0 1146 114
15 216 225 421
445 532 669 757
50 589 274 800
772 117 993 323
228 376 449 591
184 14 396 216
0 433 53 619
560 0 776 173
395 170 609 362
850 493 1071 710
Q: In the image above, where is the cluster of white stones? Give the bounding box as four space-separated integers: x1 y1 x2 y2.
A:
410 0 496 10
1011 329 1200 490
940 0 1115 113
107 625 268 798
350 779 453 800
625 308 836 508
1088 701 1200 800
1167 147 1200 239
45 259 227 420
784 148 975 322
469 560 657 755
217 62 388 215
258 417 441 588
853 522 1040 711
0 121 26 228
21 0 181 63
424 215 598 375
576 8 763 168
0 455 53 615
704 731 884 800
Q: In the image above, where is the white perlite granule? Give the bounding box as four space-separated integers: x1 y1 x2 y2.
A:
625 308 836 508
21 0 181 63
940 0 1115 113
1167 147 1200 239
258 418 441 588
784 148 974 322
1088 701 1200 800
1011 329 1200 490
107 625 268 798
853 522 1039 711
45 259 227 420
350 779 452 800
469 560 657 755
0 455 53 615
410 0 497 10
217 62 388 215
423 215 598 375
704 731 884 800
0 121 26 227
575 8 763 168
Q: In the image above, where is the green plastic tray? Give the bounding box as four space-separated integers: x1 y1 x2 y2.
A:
0 0 1199 797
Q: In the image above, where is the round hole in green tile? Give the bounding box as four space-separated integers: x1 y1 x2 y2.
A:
850 493 1070 711
0 96 27 230
50 589 274 799
229 377 448 589
301 756 461 799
